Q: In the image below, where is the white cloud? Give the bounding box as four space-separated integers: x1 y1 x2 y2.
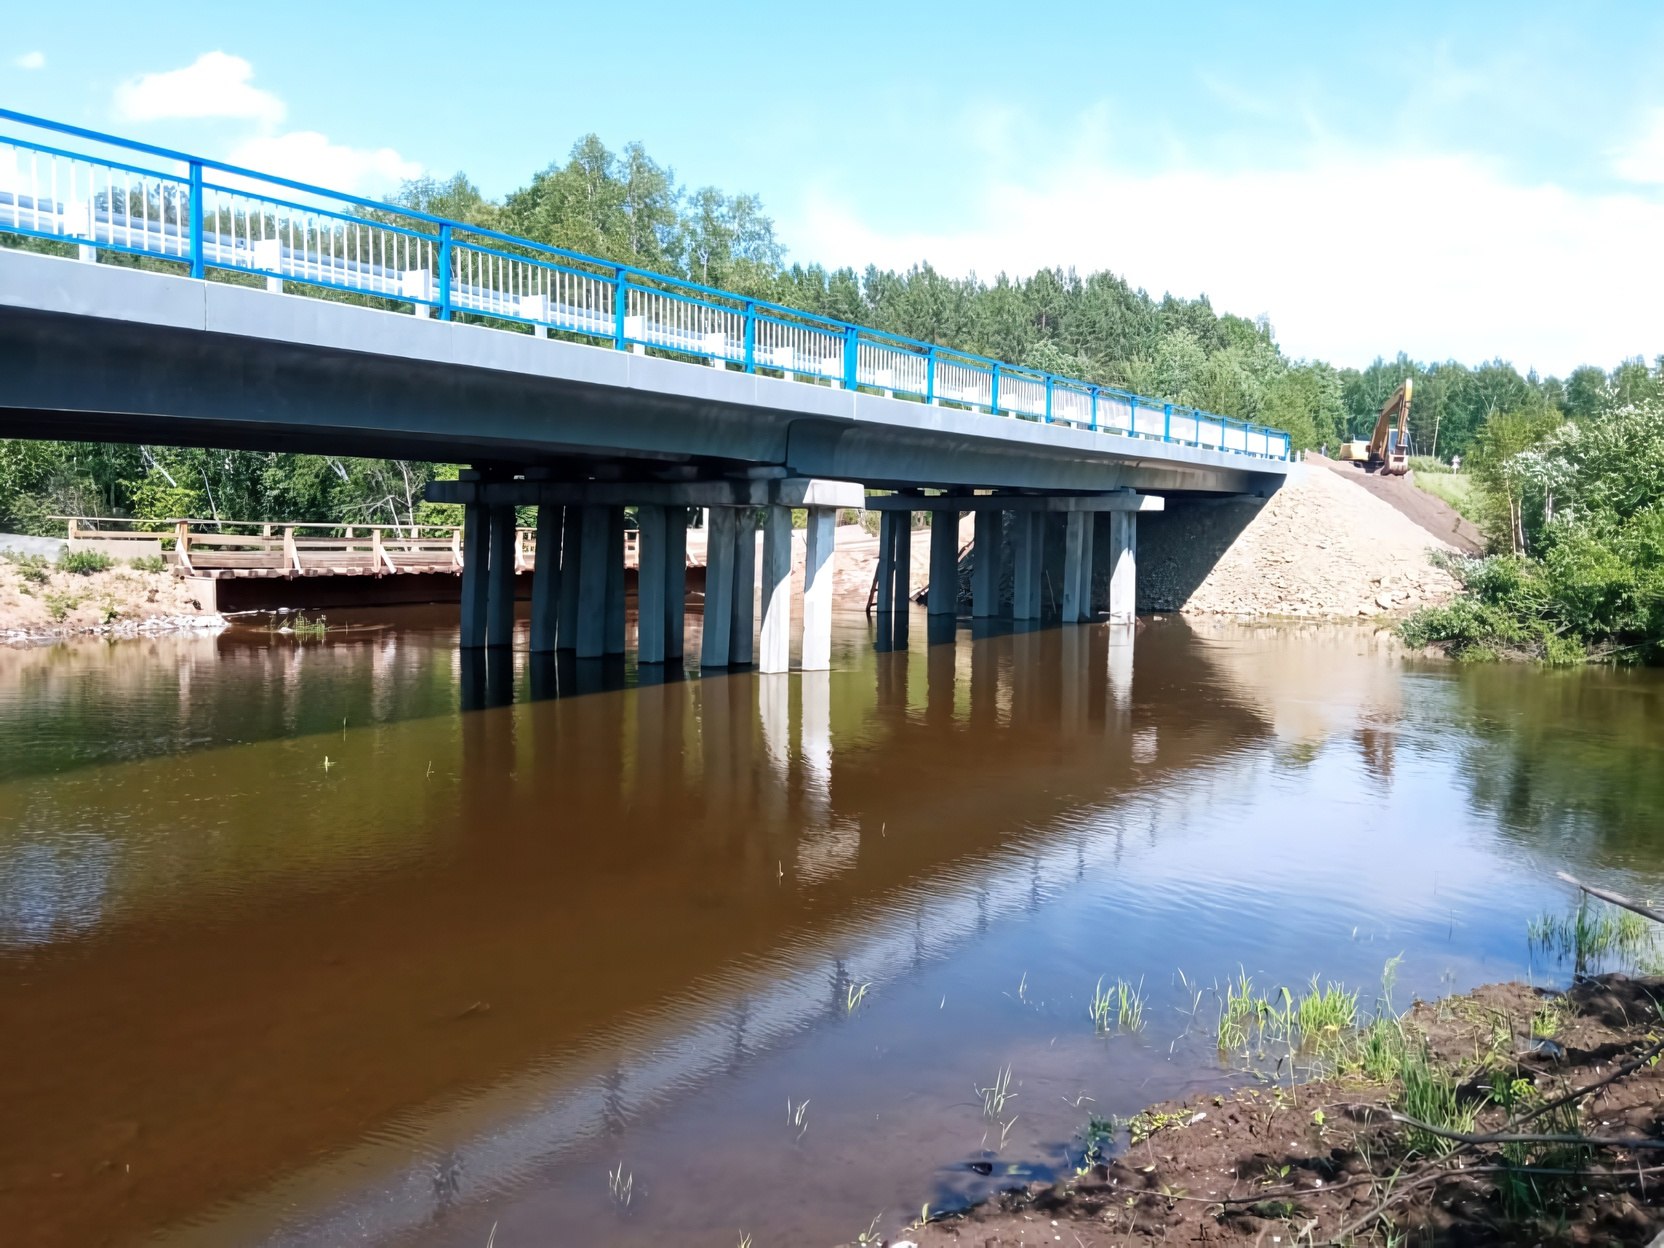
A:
787 141 1664 376
106 53 420 196
14 50 45 71
229 130 421 196
114 51 285 126
1613 109 1664 185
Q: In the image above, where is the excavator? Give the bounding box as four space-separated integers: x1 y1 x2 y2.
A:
1337 379 1413 475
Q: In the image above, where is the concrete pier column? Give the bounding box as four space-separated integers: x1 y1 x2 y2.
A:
460 501 490 648
636 503 667 664
556 506 581 652
1011 512 1039 621
1109 511 1137 624
875 510 897 616
530 503 563 652
891 510 913 645
759 504 793 674
927 508 959 616
971 509 1002 619
1091 511 1113 615
1062 511 1088 624
730 508 757 667
1028 514 1047 619
802 506 836 671
577 503 609 659
664 507 687 662
486 504 517 648
1079 512 1094 619
701 506 736 668
604 505 626 656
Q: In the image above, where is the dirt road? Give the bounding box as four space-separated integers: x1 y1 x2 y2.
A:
1311 453 1485 553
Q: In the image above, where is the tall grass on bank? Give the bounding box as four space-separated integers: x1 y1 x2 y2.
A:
1528 899 1657 970
1412 470 1479 519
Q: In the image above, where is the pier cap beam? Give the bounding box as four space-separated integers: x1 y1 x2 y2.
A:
862 490 1164 513
426 477 862 510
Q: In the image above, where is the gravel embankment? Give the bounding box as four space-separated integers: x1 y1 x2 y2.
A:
1141 466 1462 619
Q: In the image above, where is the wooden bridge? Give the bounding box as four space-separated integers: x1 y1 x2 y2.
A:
61 516 701 579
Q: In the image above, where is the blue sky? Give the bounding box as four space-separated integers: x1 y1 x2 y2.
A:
4 1 1663 373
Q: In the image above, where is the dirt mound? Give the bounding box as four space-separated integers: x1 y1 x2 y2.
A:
1141 464 1463 620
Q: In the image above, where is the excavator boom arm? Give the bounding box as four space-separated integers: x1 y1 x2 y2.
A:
1369 379 1414 470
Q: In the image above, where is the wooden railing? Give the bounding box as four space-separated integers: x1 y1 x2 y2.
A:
57 516 649 577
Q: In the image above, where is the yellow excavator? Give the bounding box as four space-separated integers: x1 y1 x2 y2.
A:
1337 378 1413 475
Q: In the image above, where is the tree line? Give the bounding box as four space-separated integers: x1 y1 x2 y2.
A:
0 130 1659 539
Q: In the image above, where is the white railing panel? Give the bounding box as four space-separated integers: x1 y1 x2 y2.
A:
856 341 926 396
627 287 745 361
755 318 842 379
999 373 1046 419
934 359 992 409
1051 386 1092 426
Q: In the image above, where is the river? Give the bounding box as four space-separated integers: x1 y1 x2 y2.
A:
2 609 1661 1247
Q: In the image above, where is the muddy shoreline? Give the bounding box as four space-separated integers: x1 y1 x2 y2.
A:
891 976 1664 1246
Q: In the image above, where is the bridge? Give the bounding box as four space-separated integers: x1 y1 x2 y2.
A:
0 109 1297 671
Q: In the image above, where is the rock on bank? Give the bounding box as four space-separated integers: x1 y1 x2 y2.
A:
1139 465 1461 619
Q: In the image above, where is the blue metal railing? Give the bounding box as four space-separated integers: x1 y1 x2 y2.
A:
0 108 1293 462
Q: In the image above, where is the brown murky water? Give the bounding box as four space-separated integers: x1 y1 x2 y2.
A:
2 610 1662 1247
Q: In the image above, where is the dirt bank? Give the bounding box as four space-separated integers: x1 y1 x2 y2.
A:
0 551 223 644
895 975 1664 1247
1141 464 1463 620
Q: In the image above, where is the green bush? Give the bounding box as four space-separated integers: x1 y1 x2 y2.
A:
1404 397 1664 665
58 549 114 576
1407 455 1451 473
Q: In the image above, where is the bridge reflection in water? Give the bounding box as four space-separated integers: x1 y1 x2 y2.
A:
0 613 1315 1247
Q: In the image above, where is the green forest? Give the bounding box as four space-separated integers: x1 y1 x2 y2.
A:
2 129 1661 661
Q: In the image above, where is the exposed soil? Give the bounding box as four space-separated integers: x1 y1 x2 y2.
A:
1313 455 1486 555
1141 465 1462 620
0 553 223 643
896 976 1664 1247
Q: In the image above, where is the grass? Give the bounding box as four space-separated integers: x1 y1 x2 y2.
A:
1216 970 1260 1050
57 549 114 575
2 550 51 584
845 981 870 1013
1528 899 1656 967
128 554 167 573
1411 470 1480 520
1397 1045 1476 1157
1340 1014 1412 1084
787 1096 810 1140
43 590 80 622
1076 1114 1116 1172
269 613 330 639
976 1063 1016 1119
1215 969 1373 1055
1294 977 1360 1045
1089 976 1146 1034
607 1161 633 1208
